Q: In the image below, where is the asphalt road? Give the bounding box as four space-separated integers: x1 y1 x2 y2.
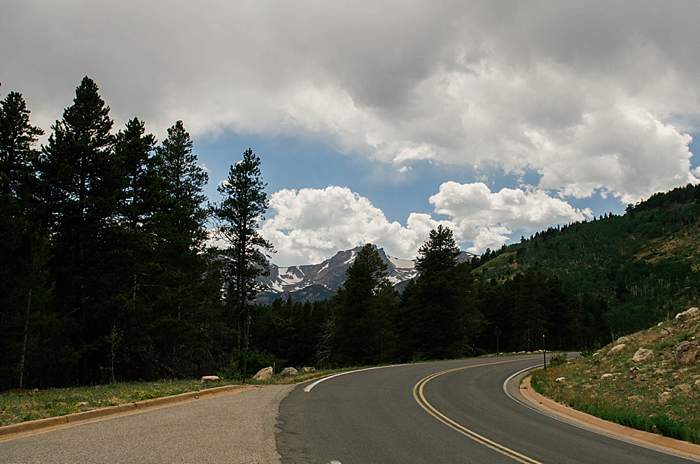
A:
277 355 696 464
0 384 293 464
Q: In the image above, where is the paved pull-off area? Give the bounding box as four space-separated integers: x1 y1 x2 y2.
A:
0 385 292 464
2 356 698 463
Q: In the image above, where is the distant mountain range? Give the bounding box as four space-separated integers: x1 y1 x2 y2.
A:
256 245 475 304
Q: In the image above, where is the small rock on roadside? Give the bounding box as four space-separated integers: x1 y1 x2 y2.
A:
302 366 316 373
632 347 653 363
253 366 274 381
280 367 299 377
601 373 615 379
608 344 626 356
201 375 221 383
555 377 566 383
616 336 631 344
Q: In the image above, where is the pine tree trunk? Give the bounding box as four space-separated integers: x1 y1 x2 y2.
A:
18 287 32 389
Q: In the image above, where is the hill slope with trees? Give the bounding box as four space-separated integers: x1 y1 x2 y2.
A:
475 184 700 340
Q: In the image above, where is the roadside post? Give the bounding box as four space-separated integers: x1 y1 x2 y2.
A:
542 333 547 369
494 326 501 356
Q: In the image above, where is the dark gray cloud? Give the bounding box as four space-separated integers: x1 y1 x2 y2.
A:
2 0 698 203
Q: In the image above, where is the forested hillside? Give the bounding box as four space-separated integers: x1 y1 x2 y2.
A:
476 184 700 339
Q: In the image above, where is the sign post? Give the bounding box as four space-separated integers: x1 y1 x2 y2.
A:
542 333 547 370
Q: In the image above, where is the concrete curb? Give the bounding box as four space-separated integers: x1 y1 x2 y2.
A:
520 375 700 462
0 384 254 438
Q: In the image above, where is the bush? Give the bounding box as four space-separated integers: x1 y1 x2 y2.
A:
548 352 567 366
218 351 283 380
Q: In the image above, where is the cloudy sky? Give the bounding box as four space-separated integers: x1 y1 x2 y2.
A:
3 0 699 265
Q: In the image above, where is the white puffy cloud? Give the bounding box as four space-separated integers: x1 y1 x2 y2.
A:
2 1 699 202
261 186 432 265
429 182 591 253
262 183 589 265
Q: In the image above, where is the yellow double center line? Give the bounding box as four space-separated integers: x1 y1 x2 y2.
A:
412 360 543 464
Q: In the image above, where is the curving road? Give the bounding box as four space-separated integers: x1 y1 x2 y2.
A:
277 355 696 464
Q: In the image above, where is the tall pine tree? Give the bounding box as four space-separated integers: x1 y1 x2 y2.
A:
0 88 46 389
331 244 398 365
401 226 480 359
39 76 117 384
148 120 210 377
213 148 273 377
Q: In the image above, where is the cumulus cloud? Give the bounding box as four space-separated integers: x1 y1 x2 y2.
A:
2 1 699 203
261 184 589 265
429 182 591 253
261 186 431 265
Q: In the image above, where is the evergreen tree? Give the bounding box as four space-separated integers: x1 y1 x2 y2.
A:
213 148 273 377
0 89 46 389
39 76 116 384
147 120 210 377
107 118 157 381
331 244 398 365
402 226 480 359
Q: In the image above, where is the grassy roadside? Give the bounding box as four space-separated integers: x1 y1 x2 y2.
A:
530 308 700 444
0 367 356 427
0 378 244 427
1 354 543 428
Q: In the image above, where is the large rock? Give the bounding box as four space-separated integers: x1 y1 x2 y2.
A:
607 344 626 356
675 341 700 365
280 367 299 377
253 366 274 381
632 348 653 363
675 307 700 322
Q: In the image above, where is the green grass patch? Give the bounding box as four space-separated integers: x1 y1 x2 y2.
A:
530 315 700 444
0 378 241 427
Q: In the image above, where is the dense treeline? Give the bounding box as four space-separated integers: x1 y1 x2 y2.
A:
248 228 609 371
2 77 698 389
0 78 237 389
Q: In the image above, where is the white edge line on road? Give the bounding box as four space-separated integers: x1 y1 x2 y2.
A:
304 364 410 392
502 365 699 463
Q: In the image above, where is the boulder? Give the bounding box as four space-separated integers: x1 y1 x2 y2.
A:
632 348 653 363
675 341 700 365
302 366 316 373
280 367 299 377
201 375 221 383
601 373 614 379
253 366 274 381
675 307 700 322
607 344 626 356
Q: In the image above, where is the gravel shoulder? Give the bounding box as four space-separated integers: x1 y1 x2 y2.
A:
0 384 294 464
